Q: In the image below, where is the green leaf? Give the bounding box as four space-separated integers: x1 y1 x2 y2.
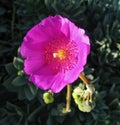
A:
78 113 85 121
6 102 23 115
3 76 19 92
28 83 38 95
0 117 9 125
91 112 98 120
13 57 24 70
24 86 33 100
24 84 37 101
63 116 81 125
28 107 41 121
109 84 116 93
110 77 120 84
109 98 119 106
6 102 17 110
44 0 52 10
12 76 27 86
5 63 17 75
17 47 21 57
56 116 65 124
18 87 26 100
47 116 55 125
72 6 86 17
0 108 7 117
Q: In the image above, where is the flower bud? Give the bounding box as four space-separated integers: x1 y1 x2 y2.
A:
17 70 24 76
43 91 54 104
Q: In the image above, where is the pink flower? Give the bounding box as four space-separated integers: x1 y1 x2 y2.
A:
20 15 90 93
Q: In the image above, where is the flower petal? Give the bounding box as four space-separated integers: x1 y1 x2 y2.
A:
64 42 90 83
62 17 90 45
29 67 58 91
50 73 67 93
24 56 45 75
40 15 65 39
20 37 45 58
29 75 53 90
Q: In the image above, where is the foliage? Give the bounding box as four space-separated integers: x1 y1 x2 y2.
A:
0 0 120 125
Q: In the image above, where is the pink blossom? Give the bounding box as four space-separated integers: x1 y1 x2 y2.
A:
20 15 90 93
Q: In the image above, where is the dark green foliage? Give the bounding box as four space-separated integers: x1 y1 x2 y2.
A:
0 0 120 125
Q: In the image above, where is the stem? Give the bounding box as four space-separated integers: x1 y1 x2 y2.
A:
66 84 72 112
79 73 90 85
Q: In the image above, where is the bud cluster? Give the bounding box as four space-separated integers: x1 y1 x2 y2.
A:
72 84 96 112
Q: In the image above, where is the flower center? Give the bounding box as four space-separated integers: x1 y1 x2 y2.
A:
53 49 66 60
44 39 78 73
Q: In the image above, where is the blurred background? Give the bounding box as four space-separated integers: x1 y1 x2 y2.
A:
0 0 120 125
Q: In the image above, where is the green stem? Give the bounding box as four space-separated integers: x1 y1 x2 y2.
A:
66 84 72 112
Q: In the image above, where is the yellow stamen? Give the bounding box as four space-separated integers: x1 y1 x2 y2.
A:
53 50 66 59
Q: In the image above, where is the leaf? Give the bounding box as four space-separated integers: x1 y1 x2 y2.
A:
24 86 34 101
18 87 26 100
47 116 56 125
56 116 65 124
0 108 7 117
28 107 41 121
28 83 38 95
5 102 23 125
17 47 21 57
6 102 17 111
72 6 86 17
91 112 98 120
13 57 24 70
109 84 116 94
63 116 81 125
44 0 52 10
110 77 120 84
109 98 119 106
12 76 27 86
51 3 59 12
0 117 9 125
5 63 17 75
24 84 37 101
3 76 19 92
78 113 85 121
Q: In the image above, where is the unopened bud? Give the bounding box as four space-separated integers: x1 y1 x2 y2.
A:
17 70 24 76
43 91 54 104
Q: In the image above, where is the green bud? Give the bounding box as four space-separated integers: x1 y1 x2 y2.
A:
43 91 54 104
17 70 24 76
